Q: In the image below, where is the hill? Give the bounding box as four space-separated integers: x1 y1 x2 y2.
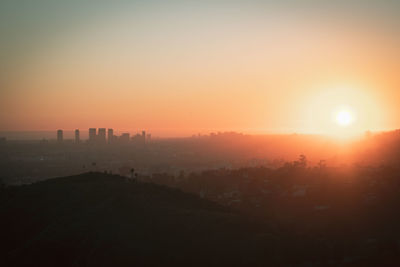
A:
2 171 400 266
0 172 275 266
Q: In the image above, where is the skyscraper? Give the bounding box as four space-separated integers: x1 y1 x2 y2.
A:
107 128 114 144
57 130 63 143
75 129 80 143
98 128 106 143
89 128 97 143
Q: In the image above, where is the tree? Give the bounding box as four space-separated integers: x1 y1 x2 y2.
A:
294 154 307 169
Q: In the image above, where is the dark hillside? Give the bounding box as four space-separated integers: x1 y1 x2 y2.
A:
0 172 275 266
2 171 399 266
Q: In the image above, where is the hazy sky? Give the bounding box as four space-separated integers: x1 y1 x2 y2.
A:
1 0 399 136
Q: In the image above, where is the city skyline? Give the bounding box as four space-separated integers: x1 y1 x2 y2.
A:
1 1 400 137
2 2 400 265
54 128 149 142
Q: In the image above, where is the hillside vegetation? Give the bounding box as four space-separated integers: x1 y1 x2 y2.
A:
0 172 275 266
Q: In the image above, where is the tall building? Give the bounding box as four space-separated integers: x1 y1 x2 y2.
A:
107 128 114 144
98 128 106 143
75 129 80 143
57 130 63 143
89 128 97 143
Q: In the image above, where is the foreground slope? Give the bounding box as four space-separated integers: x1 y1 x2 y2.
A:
0 173 274 266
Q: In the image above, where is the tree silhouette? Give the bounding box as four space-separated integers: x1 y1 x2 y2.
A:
298 154 307 168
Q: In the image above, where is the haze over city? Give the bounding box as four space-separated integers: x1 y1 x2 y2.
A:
2 1 400 266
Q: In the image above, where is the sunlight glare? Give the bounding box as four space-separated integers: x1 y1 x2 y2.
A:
336 110 353 126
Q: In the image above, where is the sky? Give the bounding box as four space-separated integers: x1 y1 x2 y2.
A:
1 0 399 137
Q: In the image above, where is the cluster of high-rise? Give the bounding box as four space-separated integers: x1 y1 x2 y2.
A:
88 128 108 144
56 128 151 145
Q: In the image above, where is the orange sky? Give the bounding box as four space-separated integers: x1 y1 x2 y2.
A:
1 1 399 137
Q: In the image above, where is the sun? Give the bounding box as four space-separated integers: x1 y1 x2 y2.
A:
335 110 354 126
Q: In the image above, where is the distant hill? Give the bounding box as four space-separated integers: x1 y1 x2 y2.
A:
0 172 275 266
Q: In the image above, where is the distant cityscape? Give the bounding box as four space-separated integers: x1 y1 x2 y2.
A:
56 128 151 145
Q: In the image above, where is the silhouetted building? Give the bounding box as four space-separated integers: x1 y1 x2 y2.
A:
89 128 97 143
0 137 6 145
131 132 146 146
142 130 146 143
75 129 80 143
108 128 114 144
57 130 63 143
98 128 106 143
120 133 130 144
146 134 151 142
